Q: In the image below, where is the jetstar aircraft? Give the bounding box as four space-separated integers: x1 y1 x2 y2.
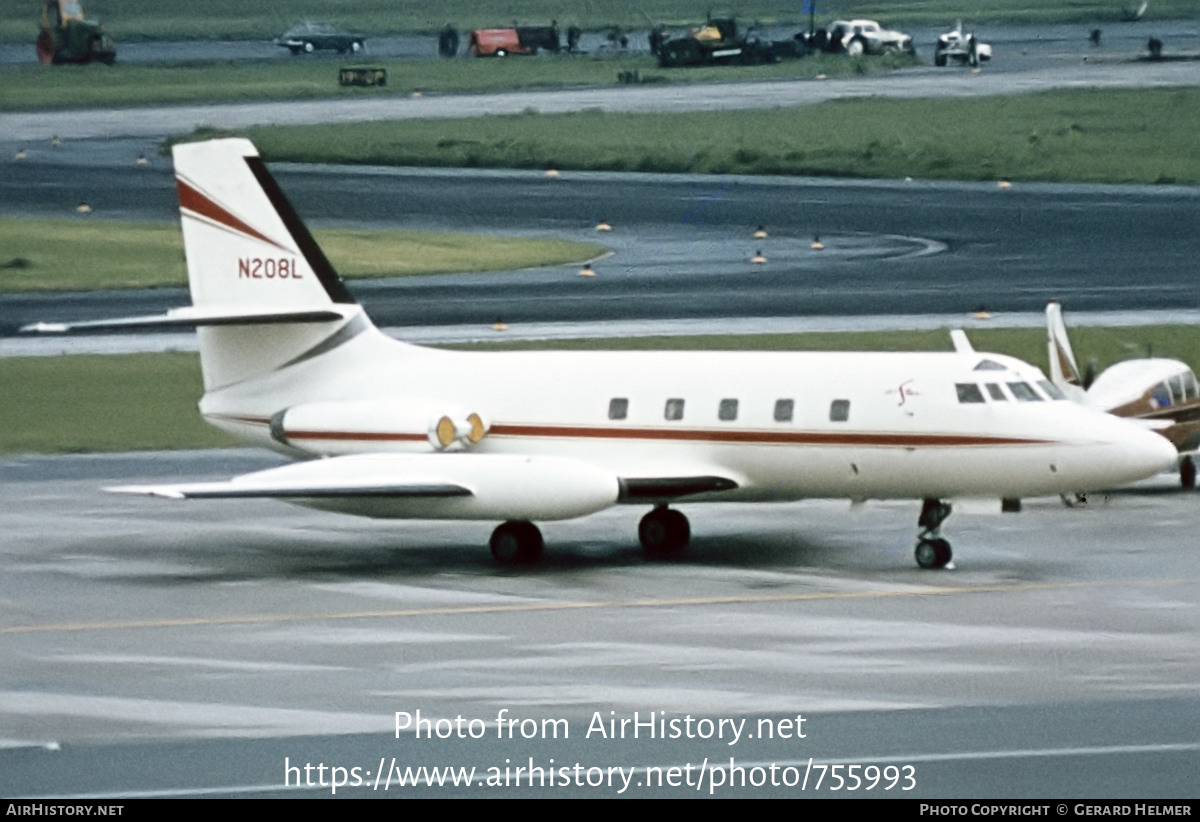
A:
24 139 1175 569
1046 300 1200 488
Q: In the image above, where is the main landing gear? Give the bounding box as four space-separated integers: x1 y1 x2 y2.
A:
638 506 690 555
489 507 692 565
915 498 953 570
490 520 543 564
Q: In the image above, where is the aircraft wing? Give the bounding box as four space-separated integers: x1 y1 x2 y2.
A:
107 452 739 521
109 479 470 500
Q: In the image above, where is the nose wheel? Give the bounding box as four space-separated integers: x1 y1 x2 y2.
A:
915 498 953 569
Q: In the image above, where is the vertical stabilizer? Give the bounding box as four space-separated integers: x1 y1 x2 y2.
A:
1046 300 1083 389
172 138 369 390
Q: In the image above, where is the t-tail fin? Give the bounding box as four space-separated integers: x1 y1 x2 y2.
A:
1046 300 1083 389
172 138 372 390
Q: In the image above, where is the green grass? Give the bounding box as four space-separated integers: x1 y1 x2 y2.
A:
1 0 1190 43
227 87 1200 185
7 324 1200 454
0 352 233 453
0 217 605 292
0 50 910 111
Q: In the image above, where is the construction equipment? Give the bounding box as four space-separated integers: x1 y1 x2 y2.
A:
37 0 116 65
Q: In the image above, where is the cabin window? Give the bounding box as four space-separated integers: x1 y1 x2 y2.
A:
608 398 628 420
829 399 850 422
774 399 794 422
664 398 685 421
973 359 1008 371
1038 380 1067 400
718 398 738 421
985 383 1007 401
956 383 986 404
1007 382 1043 401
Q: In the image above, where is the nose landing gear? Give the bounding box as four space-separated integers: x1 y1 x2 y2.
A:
915 498 953 569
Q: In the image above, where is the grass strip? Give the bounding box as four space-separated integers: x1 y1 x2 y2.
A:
230 87 1200 185
1 51 909 111
6 324 1200 454
0 217 605 293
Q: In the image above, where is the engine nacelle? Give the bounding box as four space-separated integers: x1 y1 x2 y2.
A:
269 400 489 456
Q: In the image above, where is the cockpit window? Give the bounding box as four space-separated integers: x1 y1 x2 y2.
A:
1007 382 1043 401
1037 380 1067 400
1152 382 1172 408
956 383 986 403
973 359 1008 371
1183 371 1199 401
1169 374 1185 404
985 383 1007 401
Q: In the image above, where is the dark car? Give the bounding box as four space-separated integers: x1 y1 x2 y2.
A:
275 22 365 55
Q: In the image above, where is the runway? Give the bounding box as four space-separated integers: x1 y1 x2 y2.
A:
2 450 1198 797
3 162 1199 341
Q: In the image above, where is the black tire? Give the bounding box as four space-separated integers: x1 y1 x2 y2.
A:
1181 456 1196 490
659 39 699 67
915 538 952 569
490 521 544 564
639 508 690 555
934 52 947 66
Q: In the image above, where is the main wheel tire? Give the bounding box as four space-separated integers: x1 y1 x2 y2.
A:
1181 456 1196 490
915 538 951 569
351 41 363 53
303 41 315 53
490 521 544 564
639 508 690 555
846 38 865 57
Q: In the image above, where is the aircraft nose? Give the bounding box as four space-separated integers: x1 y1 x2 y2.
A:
1116 423 1178 481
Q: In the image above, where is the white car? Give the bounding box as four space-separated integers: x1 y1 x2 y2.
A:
827 19 914 56
934 23 992 66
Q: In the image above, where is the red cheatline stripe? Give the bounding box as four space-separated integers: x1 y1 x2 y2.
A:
488 424 1048 447
176 176 292 254
211 416 1048 448
287 430 427 442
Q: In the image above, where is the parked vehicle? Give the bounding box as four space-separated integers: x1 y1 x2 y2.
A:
934 22 992 67
655 17 781 67
468 26 559 57
275 22 365 55
816 19 914 56
36 0 116 66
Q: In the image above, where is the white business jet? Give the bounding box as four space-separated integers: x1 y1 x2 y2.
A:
25 139 1175 568
1046 299 1200 488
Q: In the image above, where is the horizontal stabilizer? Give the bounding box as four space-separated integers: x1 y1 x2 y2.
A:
21 305 353 334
